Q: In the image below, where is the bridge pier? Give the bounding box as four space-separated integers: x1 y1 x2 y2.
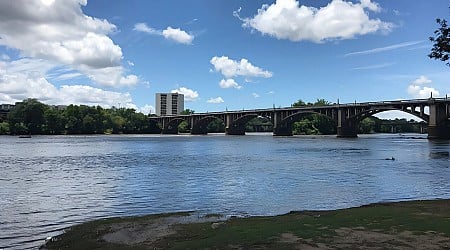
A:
190 116 208 135
427 101 450 139
428 125 450 139
161 126 178 134
272 111 293 136
336 108 358 138
273 125 293 136
336 125 358 138
226 126 246 135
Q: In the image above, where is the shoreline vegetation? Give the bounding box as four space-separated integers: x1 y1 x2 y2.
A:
42 199 450 249
1 98 425 136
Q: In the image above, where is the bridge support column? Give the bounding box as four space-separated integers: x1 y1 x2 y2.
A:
427 102 450 139
225 113 245 135
272 111 293 136
190 117 208 135
161 126 178 134
337 108 358 138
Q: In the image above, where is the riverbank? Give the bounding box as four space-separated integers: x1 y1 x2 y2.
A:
42 199 450 249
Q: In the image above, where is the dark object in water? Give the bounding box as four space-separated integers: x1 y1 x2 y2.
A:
18 135 32 138
385 157 395 161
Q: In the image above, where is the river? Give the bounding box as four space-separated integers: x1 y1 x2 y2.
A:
0 133 449 249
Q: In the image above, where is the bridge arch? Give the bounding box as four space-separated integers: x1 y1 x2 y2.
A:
352 107 429 123
226 114 258 135
275 111 337 136
162 117 187 134
191 116 225 134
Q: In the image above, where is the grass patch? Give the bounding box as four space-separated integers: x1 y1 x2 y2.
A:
43 199 450 250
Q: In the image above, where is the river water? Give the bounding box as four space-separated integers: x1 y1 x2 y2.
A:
0 133 449 249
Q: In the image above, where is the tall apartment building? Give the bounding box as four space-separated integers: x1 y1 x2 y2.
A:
155 93 184 116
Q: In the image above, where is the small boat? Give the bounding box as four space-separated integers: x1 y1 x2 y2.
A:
18 135 32 138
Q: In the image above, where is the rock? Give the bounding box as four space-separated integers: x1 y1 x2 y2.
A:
211 222 225 229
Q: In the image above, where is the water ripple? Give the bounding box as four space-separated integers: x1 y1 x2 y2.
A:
0 134 449 249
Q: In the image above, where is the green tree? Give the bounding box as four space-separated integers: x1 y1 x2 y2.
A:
429 11 450 66
292 99 307 107
181 109 195 115
43 108 65 135
207 118 225 133
0 122 10 135
7 99 45 134
359 117 376 134
178 121 190 133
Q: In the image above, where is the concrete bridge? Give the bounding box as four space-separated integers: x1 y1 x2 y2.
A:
149 98 450 139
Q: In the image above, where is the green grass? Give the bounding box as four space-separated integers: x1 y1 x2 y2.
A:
43 199 450 250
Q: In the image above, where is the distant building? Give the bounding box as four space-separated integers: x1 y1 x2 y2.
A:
1 104 15 111
0 104 15 121
155 93 184 116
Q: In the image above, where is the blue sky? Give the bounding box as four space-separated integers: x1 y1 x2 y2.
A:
0 0 449 119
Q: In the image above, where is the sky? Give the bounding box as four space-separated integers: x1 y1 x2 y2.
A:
0 0 449 120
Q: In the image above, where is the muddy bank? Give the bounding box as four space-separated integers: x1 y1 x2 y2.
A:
42 199 450 249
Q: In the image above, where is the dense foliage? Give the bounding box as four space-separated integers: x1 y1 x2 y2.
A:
2 99 157 135
429 11 450 67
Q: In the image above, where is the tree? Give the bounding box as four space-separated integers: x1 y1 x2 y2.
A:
429 12 450 67
181 109 195 115
7 99 45 134
0 122 9 135
292 99 307 107
43 107 65 135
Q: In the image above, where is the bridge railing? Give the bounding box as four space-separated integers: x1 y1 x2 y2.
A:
151 98 450 118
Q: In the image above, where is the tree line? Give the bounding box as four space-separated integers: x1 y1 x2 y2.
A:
0 99 159 135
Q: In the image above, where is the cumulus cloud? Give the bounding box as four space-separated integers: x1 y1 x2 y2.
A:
0 0 138 87
134 23 194 44
210 56 272 79
171 87 199 101
407 76 440 98
219 79 242 89
133 23 161 35
0 57 140 109
207 97 224 104
412 75 432 85
235 0 393 43
139 104 154 115
162 27 194 44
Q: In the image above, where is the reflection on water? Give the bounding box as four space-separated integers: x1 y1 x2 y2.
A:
0 134 449 249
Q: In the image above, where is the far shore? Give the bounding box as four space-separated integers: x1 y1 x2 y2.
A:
42 199 450 249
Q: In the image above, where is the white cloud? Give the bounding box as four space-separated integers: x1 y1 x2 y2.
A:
207 97 224 104
252 93 260 98
235 0 393 43
407 76 440 99
219 79 242 89
351 62 394 70
0 0 138 87
412 75 432 85
162 27 194 45
0 57 137 107
134 23 194 44
139 104 154 115
345 41 424 57
133 23 161 35
210 56 272 79
171 87 199 101
127 60 135 67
